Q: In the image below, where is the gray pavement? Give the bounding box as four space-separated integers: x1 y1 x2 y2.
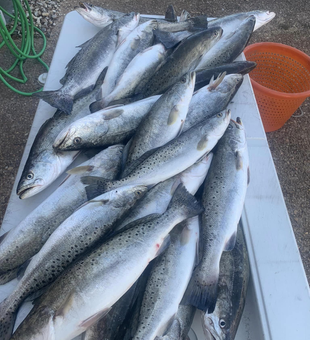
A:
0 0 309 283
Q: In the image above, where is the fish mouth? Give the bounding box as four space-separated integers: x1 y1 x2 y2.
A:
78 2 92 11
17 184 42 199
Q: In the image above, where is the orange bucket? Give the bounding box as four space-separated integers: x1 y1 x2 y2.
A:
244 43 310 132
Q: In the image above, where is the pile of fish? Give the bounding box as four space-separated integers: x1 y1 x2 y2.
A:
0 3 275 340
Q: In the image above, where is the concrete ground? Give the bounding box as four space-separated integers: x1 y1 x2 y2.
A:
0 0 309 283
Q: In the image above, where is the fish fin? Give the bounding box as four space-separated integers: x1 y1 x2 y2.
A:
208 72 227 91
90 99 106 113
76 38 92 49
81 176 112 199
0 298 17 340
56 292 76 317
155 234 171 258
16 258 32 280
0 231 8 245
181 266 218 313
79 308 111 329
170 177 182 195
168 184 204 218
180 224 192 245
167 105 180 125
165 4 177 22
180 10 191 22
224 230 237 251
94 67 108 89
247 166 250 186
122 138 133 172
74 85 95 101
66 165 95 175
0 267 19 285
34 90 74 115
176 119 185 137
153 29 180 49
102 108 124 120
189 15 208 30
122 147 160 178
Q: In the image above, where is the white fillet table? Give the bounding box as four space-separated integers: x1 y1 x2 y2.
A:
1 11 310 340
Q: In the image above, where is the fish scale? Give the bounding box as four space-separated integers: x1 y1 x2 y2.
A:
10 185 203 340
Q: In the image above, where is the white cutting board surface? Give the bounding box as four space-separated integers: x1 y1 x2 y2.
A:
1 11 310 340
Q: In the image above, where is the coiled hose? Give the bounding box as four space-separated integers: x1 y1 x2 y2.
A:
0 0 49 95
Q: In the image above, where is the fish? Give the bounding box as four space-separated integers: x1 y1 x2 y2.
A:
0 145 123 283
183 74 243 132
98 44 166 108
139 27 223 98
202 225 250 340
10 185 203 340
196 16 256 70
182 117 250 313
75 3 126 28
82 284 137 340
16 68 108 199
207 10 276 33
53 96 160 151
81 110 230 200
34 13 139 114
100 20 157 98
117 153 213 231
165 4 177 22
195 61 256 91
155 305 196 340
132 216 199 339
180 10 191 22
125 71 196 168
0 185 146 340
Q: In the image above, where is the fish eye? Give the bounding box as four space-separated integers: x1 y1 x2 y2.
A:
74 137 82 144
181 76 187 83
136 190 142 195
26 172 34 180
219 319 226 328
217 112 223 118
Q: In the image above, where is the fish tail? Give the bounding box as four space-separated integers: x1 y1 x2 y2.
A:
182 266 219 313
0 297 18 340
34 90 74 115
169 184 204 218
81 175 113 199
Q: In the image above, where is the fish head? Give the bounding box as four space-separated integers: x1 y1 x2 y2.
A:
75 3 114 28
53 124 82 151
225 117 248 160
197 26 223 54
217 74 244 97
117 12 140 44
107 185 148 209
180 153 213 195
17 150 72 199
249 10 276 31
201 109 231 139
202 312 232 340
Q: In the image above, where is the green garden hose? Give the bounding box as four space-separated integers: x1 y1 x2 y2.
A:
0 0 49 96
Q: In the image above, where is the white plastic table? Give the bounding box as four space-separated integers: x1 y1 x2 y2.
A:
1 11 310 340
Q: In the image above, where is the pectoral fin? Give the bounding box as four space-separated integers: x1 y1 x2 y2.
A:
79 308 111 328
167 105 180 125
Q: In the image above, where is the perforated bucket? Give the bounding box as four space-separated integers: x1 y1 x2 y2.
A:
244 43 310 132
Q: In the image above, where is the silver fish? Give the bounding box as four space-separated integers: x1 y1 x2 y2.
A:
125 71 196 167
184 74 243 132
202 225 250 340
75 3 126 28
16 69 108 199
53 96 160 150
133 217 199 339
81 110 230 200
10 185 203 340
0 145 123 283
100 20 157 98
182 118 250 313
196 16 256 70
140 27 223 98
117 153 213 231
101 44 166 107
155 305 196 340
0 185 146 340
34 13 139 114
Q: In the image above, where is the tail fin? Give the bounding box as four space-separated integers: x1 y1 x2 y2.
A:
81 176 114 199
34 90 74 115
168 184 204 219
0 298 18 340
182 265 218 313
